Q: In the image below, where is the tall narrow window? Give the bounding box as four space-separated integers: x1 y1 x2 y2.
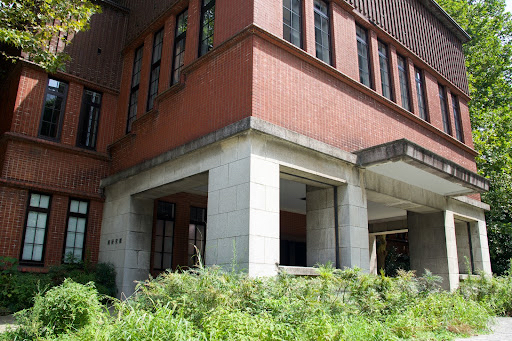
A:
172 9 188 85
283 0 302 48
63 199 89 263
153 201 175 271
39 79 68 140
438 84 452 135
147 29 164 111
378 41 392 100
452 95 464 142
188 207 206 267
397 55 410 111
126 45 143 133
414 67 428 121
356 25 371 87
77 89 101 149
21 193 51 263
199 0 215 56
314 0 330 64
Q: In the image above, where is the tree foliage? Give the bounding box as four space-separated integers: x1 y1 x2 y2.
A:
0 0 99 73
437 0 512 274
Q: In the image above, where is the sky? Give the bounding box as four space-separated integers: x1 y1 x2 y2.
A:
507 0 512 13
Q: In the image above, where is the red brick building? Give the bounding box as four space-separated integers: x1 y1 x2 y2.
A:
0 0 491 294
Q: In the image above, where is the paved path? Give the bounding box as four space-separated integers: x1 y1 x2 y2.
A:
455 317 512 341
0 315 15 333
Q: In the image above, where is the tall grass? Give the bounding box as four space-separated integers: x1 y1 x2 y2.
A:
3 262 511 340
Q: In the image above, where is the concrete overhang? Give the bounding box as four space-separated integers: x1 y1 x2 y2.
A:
355 139 489 196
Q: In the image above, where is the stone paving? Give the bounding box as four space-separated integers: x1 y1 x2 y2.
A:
455 317 512 341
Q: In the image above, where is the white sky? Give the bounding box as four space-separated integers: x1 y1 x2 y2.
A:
507 0 512 13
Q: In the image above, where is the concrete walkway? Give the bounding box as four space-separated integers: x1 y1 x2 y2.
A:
455 317 512 341
0 315 15 333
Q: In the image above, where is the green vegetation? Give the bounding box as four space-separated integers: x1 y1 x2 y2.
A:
0 256 117 314
3 263 512 341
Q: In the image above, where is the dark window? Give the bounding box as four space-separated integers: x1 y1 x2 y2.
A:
452 95 464 142
283 0 302 48
356 25 371 87
39 79 68 140
63 199 89 263
188 207 206 267
172 9 188 85
199 0 215 56
21 193 51 263
414 67 428 121
147 29 164 111
314 0 330 64
397 55 410 111
378 41 392 100
77 89 101 149
126 45 144 133
438 84 452 135
153 201 176 271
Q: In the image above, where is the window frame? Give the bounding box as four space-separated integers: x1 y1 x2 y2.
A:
356 24 372 88
20 192 52 265
438 84 452 135
283 0 302 48
452 94 464 142
152 201 176 271
199 0 215 57
378 40 392 100
147 28 164 111
76 89 102 150
314 0 331 65
414 67 429 121
62 198 89 263
38 78 68 141
397 54 411 111
171 9 189 85
126 45 144 133
188 206 207 267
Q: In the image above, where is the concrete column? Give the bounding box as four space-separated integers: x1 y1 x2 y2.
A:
408 211 460 290
338 183 370 271
369 234 378 275
306 186 336 266
99 194 154 297
470 220 492 274
206 154 280 276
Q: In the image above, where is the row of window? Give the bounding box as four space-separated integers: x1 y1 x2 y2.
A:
153 201 206 270
39 78 102 149
21 193 89 265
282 0 464 142
127 0 216 133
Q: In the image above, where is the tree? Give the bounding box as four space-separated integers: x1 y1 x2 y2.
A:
0 0 99 73
437 0 512 275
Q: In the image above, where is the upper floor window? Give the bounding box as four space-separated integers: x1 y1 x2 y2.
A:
283 0 302 48
126 45 144 133
438 84 452 135
147 28 164 111
39 79 68 140
21 193 51 264
452 95 464 142
314 0 330 64
77 89 101 150
153 201 176 271
172 9 188 85
356 25 371 88
188 206 206 267
414 67 428 121
378 41 392 100
63 199 89 263
397 55 410 111
199 0 215 56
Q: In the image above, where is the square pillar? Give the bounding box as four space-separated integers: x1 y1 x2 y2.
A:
99 195 154 297
369 234 378 275
306 186 336 266
408 211 460 290
470 220 492 274
206 154 280 276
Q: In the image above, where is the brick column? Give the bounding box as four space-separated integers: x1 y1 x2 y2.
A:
369 30 380 93
303 0 316 55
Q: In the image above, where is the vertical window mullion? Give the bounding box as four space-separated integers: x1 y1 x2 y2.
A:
415 67 428 121
397 55 410 111
378 41 392 100
438 84 452 135
172 9 188 85
283 0 302 48
126 45 144 133
356 25 371 88
314 0 331 64
147 29 164 111
199 0 215 57
452 95 464 142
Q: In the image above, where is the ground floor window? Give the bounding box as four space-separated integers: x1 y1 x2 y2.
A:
63 199 89 263
153 201 176 271
21 193 51 263
188 207 206 266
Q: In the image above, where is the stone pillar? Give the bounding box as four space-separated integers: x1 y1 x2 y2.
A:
99 193 154 297
408 211 460 290
306 186 336 266
338 183 370 271
369 234 378 274
469 220 492 274
206 153 280 276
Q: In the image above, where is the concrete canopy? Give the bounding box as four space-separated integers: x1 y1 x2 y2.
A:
355 139 489 196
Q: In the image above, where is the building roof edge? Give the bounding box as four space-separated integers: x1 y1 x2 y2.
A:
422 0 471 42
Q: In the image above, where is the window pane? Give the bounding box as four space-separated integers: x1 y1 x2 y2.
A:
77 218 86 233
73 249 83 260
154 252 162 269
22 244 33 260
155 236 163 252
25 227 35 243
30 194 40 208
70 200 79 213
74 233 84 248
78 201 88 214
162 253 172 269
36 213 47 228
164 237 173 252
32 245 43 261
27 212 38 227
165 221 174 237
66 233 76 247
35 228 45 244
